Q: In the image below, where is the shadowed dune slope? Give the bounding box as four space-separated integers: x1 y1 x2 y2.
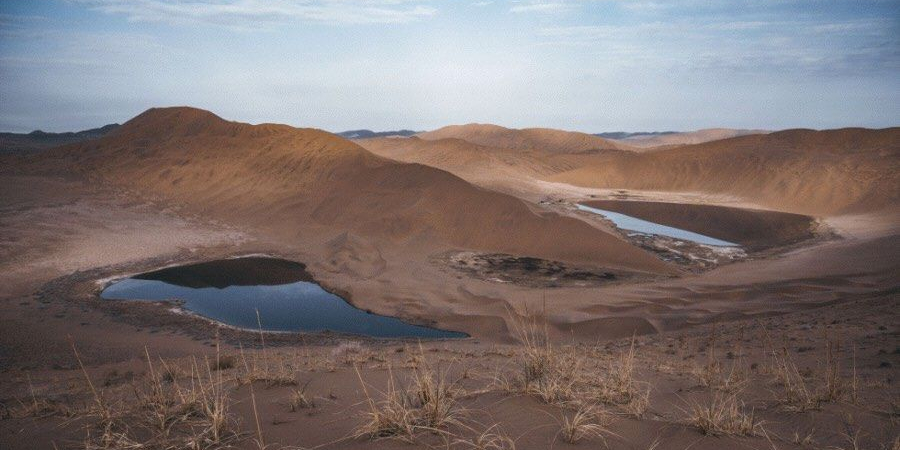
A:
417 123 634 153
15 107 670 273
554 128 900 215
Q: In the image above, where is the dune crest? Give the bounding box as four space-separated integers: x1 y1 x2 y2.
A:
553 127 900 215
612 128 769 149
22 107 671 273
417 123 634 153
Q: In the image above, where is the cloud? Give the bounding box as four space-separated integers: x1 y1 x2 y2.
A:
73 0 438 27
536 16 899 77
509 1 574 13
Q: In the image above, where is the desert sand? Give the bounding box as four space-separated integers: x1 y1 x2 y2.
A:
0 108 897 449
609 128 770 149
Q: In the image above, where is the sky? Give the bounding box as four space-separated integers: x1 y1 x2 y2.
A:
0 0 898 133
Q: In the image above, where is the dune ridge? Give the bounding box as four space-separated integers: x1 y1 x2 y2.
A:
363 125 899 216
611 128 769 149
553 127 900 215
417 123 634 153
17 107 670 273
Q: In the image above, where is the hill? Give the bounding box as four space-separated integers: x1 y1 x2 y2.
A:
357 135 623 193
417 123 634 153
553 128 900 215
610 128 769 149
0 124 119 153
13 107 669 273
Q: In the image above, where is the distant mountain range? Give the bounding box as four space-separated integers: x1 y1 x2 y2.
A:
0 124 120 152
336 129 419 139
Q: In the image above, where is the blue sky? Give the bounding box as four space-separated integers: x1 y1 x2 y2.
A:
1 0 897 133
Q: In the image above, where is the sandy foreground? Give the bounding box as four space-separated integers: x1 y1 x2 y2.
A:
0 169 897 449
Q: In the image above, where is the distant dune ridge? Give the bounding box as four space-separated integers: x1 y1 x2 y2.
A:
15 107 669 273
362 125 899 216
607 128 770 149
554 128 900 215
356 135 621 194
417 123 635 152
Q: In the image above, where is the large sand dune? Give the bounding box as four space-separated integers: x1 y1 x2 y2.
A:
15 107 668 273
553 128 900 215
364 126 899 217
417 123 634 153
610 128 769 149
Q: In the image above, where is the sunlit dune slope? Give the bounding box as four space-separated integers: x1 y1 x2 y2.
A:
553 128 900 215
417 123 634 153
17 107 671 273
356 135 627 191
613 128 769 149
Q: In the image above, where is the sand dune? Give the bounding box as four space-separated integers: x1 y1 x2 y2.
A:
553 128 900 215
612 128 769 149
17 107 669 273
417 123 634 153
364 126 899 217
356 135 623 194
357 136 594 187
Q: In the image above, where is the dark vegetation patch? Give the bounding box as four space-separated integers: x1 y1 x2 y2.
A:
439 251 622 288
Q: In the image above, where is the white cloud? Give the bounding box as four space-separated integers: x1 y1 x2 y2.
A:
73 0 438 27
509 1 574 13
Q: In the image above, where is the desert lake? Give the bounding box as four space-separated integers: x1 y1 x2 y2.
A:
100 257 465 339
577 203 739 246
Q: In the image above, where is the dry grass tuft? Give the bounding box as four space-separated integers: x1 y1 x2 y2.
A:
70 338 239 450
556 404 611 445
353 346 464 443
354 365 418 441
585 337 652 416
288 381 316 411
687 392 761 437
764 329 859 412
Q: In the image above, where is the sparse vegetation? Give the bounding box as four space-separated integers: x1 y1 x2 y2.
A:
353 346 463 443
557 404 611 445
687 392 761 436
766 334 858 412
8 307 897 450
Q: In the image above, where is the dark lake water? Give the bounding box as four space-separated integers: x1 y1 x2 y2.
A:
101 257 465 339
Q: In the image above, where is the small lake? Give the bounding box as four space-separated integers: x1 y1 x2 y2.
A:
576 204 739 247
101 257 466 339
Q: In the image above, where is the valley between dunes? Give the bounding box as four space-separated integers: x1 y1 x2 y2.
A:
0 107 897 449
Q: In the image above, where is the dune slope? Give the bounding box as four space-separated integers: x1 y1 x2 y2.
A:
554 128 900 215
20 107 670 273
417 123 634 153
612 128 769 149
